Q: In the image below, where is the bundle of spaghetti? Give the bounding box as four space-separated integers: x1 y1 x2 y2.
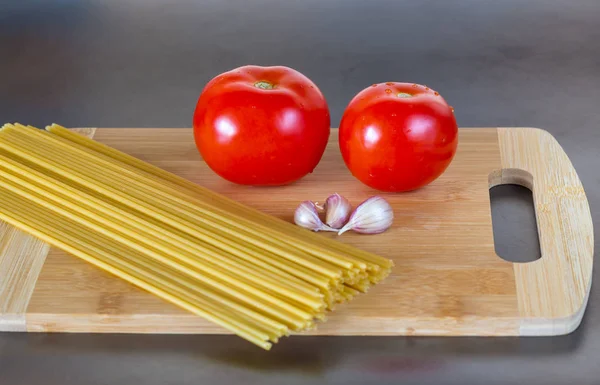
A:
0 123 393 350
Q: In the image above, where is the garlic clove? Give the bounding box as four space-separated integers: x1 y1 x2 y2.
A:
294 201 337 232
338 196 394 235
323 193 352 229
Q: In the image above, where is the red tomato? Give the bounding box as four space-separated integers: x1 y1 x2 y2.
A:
193 65 330 185
339 83 458 192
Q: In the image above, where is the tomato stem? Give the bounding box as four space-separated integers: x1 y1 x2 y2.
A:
254 81 274 90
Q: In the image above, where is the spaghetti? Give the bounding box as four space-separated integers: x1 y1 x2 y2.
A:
0 123 392 349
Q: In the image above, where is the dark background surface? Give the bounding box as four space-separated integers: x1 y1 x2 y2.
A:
0 0 598 384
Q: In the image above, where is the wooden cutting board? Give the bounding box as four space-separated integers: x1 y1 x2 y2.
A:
0 127 593 337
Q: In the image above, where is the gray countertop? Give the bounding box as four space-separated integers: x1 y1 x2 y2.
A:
1 1 598 384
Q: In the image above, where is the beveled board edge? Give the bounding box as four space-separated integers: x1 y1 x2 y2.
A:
495 127 594 336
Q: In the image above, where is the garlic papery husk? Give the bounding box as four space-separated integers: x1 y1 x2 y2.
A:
338 196 394 235
323 193 351 229
294 201 337 232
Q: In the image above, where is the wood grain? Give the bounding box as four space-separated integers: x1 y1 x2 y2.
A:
495 127 594 335
0 127 590 336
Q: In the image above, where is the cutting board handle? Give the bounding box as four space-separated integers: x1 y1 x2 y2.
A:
491 127 594 335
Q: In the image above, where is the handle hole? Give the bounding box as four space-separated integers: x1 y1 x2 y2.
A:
488 171 541 263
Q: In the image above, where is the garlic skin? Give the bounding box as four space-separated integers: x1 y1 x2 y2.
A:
338 196 394 235
294 201 336 232
323 193 352 229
